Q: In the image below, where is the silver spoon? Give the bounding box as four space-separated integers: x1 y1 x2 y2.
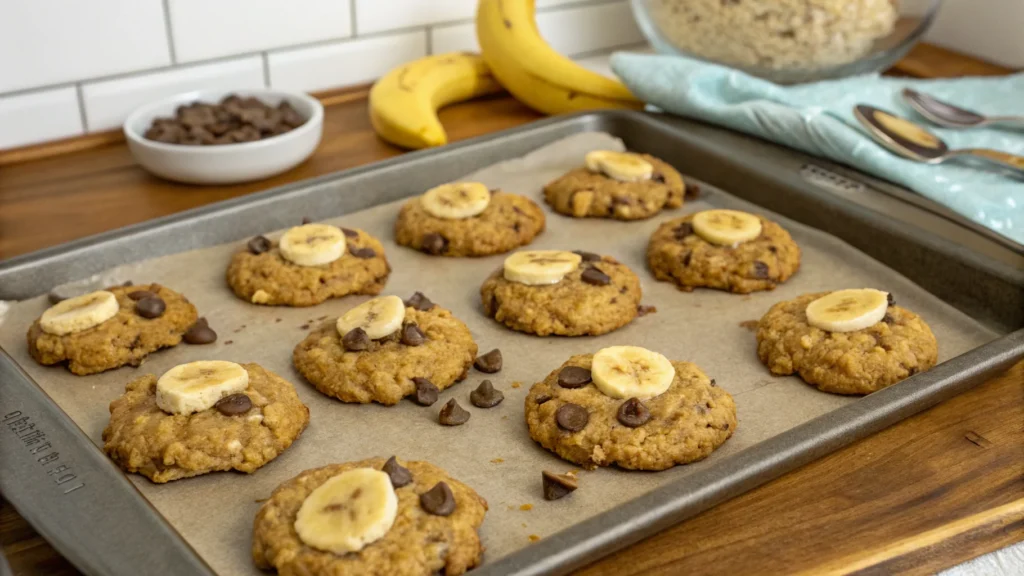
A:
902 88 1024 129
854 105 1024 178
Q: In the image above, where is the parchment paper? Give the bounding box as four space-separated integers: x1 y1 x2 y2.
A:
0 133 998 575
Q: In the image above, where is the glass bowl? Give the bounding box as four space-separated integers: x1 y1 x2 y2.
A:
631 0 945 84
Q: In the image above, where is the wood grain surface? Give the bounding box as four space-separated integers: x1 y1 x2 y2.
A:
1 44 1021 575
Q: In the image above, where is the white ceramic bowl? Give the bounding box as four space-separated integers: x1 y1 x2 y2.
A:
123 89 324 185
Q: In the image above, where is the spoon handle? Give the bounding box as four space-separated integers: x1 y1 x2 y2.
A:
988 116 1024 129
953 148 1024 177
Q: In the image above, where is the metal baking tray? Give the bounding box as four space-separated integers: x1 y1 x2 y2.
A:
1 111 1022 576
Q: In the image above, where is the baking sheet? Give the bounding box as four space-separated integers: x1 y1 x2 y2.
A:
0 132 998 575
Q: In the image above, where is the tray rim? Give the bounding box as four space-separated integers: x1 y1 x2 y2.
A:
2 110 1022 576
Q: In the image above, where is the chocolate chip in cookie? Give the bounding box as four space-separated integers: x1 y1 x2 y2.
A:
573 250 602 262
557 366 591 389
135 296 166 319
420 482 456 516
542 471 578 501
341 227 359 238
470 380 504 408
404 292 435 311
474 349 502 374
751 261 771 279
128 290 156 301
214 393 252 416
616 398 651 427
421 233 448 255
350 247 376 259
382 456 412 488
342 327 370 351
439 399 471 426
400 323 426 346
556 404 589 432
248 235 272 255
673 222 693 239
183 317 218 344
887 292 895 307
581 267 611 286
412 377 439 406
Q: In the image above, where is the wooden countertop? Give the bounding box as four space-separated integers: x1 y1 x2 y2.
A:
1 44 1021 575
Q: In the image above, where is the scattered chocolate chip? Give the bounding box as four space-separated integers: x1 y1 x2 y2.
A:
883 314 895 325
474 349 502 373
651 173 666 183
301 217 312 224
535 394 552 404
710 379 717 387
557 367 592 389
439 399 470 426
341 227 359 238
127 290 156 301
350 247 376 259
421 233 448 255
214 393 252 416
135 297 166 319
542 471 578 500
684 182 701 200
673 222 693 239
887 292 895 307
581 267 611 286
617 398 651 427
248 236 271 254
751 261 771 279
637 305 657 317
573 250 601 262
225 340 234 345
299 323 310 330
470 380 504 408
404 291 435 311
382 456 412 488
183 317 217 344
122 280 134 287
420 482 456 516
412 377 439 406
342 327 370 351
556 404 589 432
401 323 426 346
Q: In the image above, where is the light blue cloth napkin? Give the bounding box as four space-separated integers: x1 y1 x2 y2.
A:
610 53 1024 245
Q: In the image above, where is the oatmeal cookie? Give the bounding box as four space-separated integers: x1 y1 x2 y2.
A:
102 363 309 483
543 153 685 220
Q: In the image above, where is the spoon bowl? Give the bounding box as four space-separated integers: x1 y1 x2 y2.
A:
902 88 1024 130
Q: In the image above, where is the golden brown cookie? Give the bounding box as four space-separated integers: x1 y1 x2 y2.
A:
481 252 643 336
543 153 685 220
102 363 309 483
27 283 197 376
756 292 939 395
647 213 801 294
525 353 736 470
226 227 390 307
253 458 487 576
394 189 546 257
293 296 477 405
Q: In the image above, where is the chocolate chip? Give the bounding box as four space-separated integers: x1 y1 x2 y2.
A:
673 222 693 239
420 482 456 516
556 404 589 432
752 261 771 279
341 227 359 238
535 394 552 404
248 236 271 254
474 349 502 373
135 297 166 319
401 323 426 346
412 377 439 406
542 471 578 501
439 399 470 426
573 250 601 262
887 292 895 307
557 367 591 389
883 314 895 325
404 292 435 311
382 456 412 488
350 247 376 259
421 233 448 255
637 305 657 317
127 290 156 301
581 267 611 286
122 280 134 287
682 252 692 266
342 327 370 351
214 393 252 416
47 291 66 305
684 183 701 200
710 378 717 387
183 317 217 344
470 380 504 408
301 217 312 224
617 398 651 427
651 173 666 183
768 245 778 253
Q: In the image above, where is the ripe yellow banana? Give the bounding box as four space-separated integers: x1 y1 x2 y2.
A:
369 52 503 150
476 0 642 115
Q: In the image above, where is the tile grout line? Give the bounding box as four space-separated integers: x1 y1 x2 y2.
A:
425 26 433 55
161 0 178 64
74 83 89 133
349 0 358 37
261 53 271 88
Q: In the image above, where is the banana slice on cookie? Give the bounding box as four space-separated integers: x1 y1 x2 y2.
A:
806 289 889 333
503 250 582 285
591 346 675 400
421 182 490 219
39 290 119 335
294 468 398 554
336 295 406 340
692 209 763 246
279 224 347 266
585 151 653 182
156 360 250 415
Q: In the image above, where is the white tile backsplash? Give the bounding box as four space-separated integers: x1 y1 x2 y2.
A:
0 88 83 150
168 0 353 63
269 31 427 94
82 57 265 132
925 0 1024 68
1 0 640 149
0 0 170 93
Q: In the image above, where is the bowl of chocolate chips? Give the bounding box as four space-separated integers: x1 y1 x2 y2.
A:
124 89 324 185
